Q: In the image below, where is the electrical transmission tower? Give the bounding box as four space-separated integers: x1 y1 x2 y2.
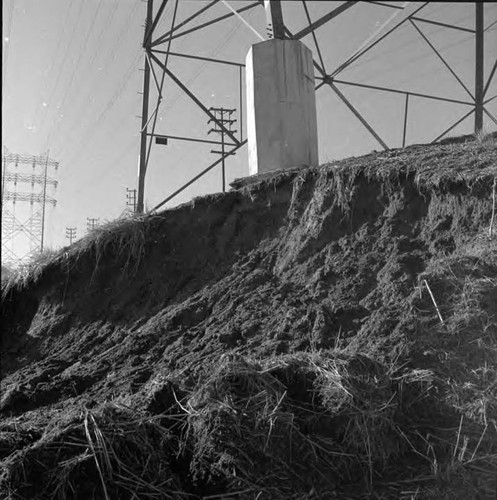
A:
87 217 99 232
126 188 137 213
1 149 59 268
119 188 137 218
136 1 495 215
65 227 77 245
208 107 237 192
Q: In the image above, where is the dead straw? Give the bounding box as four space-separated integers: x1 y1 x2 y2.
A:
423 279 445 325
84 411 111 500
490 177 496 238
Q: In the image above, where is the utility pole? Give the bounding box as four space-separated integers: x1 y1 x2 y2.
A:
65 227 77 245
475 1 484 134
208 107 237 192
126 188 137 213
137 0 154 214
87 217 99 232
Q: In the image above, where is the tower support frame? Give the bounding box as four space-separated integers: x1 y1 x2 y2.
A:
1 150 58 267
136 1 495 214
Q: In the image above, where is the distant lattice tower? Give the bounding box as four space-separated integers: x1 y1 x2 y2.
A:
1 148 59 268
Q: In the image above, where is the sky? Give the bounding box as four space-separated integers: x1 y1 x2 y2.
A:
2 0 497 264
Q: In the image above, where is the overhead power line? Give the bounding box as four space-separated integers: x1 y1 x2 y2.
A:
54 2 144 159
2 0 15 109
50 0 121 143
37 1 86 135
59 48 143 165
31 1 74 129
44 0 106 151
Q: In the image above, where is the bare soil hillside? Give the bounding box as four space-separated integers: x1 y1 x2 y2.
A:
1 134 497 499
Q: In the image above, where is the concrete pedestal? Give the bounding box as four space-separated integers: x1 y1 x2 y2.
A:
246 39 318 176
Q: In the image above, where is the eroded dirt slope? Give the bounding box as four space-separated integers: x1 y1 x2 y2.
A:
1 136 496 499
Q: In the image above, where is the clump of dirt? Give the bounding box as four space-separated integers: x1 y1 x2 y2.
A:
1 135 497 499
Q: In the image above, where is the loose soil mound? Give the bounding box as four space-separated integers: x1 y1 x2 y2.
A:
1 136 497 499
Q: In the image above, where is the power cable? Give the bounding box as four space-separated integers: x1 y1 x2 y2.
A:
48 1 137 155
80 136 139 193
346 10 475 74
60 53 142 168
57 53 141 165
336 7 479 96
34 0 118 136
48 1 120 149
346 29 475 88
68 5 245 204
31 1 74 129
393 52 474 90
54 1 143 158
143 16 247 208
44 0 138 154
60 47 143 166
160 14 243 116
87 0 120 66
44 0 106 152
330 1 416 79
2 0 15 110
64 0 241 165
37 1 86 135
485 19 497 33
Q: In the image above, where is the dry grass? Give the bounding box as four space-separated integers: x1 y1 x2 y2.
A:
2 334 496 498
177 233 497 496
1 247 61 295
75 213 148 280
475 128 497 147
1 404 189 500
161 342 495 498
2 134 496 498
3 135 495 300
164 351 473 498
1 213 151 299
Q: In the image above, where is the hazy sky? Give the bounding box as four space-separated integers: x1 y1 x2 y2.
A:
2 1 496 258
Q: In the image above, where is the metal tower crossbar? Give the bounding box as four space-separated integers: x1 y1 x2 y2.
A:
1 153 59 168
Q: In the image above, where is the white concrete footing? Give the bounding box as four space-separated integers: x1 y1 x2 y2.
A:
246 39 318 176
